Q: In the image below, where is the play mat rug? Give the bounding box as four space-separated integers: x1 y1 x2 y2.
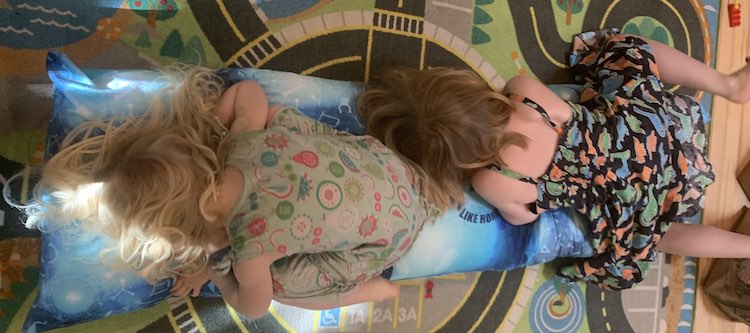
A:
0 1 719 332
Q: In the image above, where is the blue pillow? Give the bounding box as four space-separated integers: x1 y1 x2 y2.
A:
23 51 593 332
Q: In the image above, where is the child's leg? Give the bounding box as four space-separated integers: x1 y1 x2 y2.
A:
656 223 750 257
274 276 399 310
635 35 750 104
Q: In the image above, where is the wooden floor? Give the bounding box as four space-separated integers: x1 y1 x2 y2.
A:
694 2 750 332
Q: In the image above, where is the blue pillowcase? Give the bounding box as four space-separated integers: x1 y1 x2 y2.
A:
24 51 592 332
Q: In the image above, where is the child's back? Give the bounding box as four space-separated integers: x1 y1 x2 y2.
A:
217 107 439 298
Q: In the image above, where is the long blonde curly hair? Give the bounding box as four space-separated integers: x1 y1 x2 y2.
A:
27 67 228 283
358 67 527 211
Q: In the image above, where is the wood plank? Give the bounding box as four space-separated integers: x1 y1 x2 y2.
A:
694 1 750 332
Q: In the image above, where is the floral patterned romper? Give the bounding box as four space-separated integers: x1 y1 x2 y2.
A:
492 29 715 290
215 108 439 298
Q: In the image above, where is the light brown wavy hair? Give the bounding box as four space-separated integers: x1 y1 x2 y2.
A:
31 66 228 283
357 67 527 211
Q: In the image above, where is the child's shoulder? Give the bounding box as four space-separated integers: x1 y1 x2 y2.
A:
211 166 245 222
503 75 547 92
503 75 561 104
503 76 571 126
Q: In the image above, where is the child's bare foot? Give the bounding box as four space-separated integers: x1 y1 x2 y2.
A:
727 59 750 104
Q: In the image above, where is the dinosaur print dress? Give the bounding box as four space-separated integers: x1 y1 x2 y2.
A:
495 29 715 290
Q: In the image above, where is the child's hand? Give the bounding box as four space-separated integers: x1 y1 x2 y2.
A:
171 271 209 297
267 104 283 124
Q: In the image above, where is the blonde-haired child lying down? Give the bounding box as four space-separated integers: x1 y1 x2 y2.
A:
27 67 439 318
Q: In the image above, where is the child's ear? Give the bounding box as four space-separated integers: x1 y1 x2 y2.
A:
199 194 221 222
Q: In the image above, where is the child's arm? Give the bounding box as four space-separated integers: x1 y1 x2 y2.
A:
171 269 209 297
275 276 399 310
214 81 280 132
207 251 285 319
